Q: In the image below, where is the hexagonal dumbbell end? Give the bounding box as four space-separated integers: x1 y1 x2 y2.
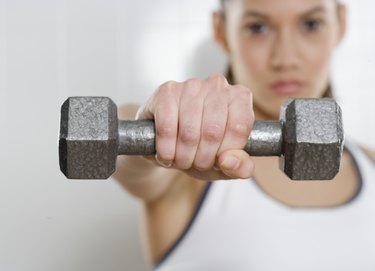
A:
279 98 344 180
59 97 119 179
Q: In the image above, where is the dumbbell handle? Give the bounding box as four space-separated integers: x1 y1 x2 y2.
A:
118 120 283 157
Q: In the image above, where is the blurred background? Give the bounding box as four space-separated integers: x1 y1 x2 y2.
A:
0 0 374 270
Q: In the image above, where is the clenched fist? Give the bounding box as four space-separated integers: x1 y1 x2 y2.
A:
136 75 255 181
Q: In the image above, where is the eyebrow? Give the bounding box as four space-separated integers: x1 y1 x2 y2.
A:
301 6 326 17
242 6 326 20
242 10 269 20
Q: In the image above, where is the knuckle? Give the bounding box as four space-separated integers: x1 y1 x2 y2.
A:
185 78 199 84
184 78 200 88
209 74 227 86
194 162 211 172
208 101 226 112
157 124 175 138
229 121 251 138
202 123 224 142
193 152 216 171
160 80 177 90
183 78 201 95
157 81 178 96
179 125 200 146
156 151 174 163
235 85 252 97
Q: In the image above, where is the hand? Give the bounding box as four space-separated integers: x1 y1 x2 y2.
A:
136 75 255 181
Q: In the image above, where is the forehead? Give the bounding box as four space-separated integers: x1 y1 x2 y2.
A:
232 0 336 16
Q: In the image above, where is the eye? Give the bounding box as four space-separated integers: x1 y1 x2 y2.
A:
244 22 269 35
302 19 322 32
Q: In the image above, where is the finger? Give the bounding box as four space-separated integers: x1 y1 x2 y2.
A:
218 85 254 154
183 167 233 181
153 81 181 166
174 79 205 169
193 75 228 171
135 92 157 121
218 149 254 179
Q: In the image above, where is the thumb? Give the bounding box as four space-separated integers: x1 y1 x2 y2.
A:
218 149 254 179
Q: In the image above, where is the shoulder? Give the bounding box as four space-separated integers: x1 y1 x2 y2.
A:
118 103 140 120
367 149 375 163
362 147 375 164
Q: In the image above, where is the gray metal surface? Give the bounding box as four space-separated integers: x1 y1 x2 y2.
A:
118 120 156 155
279 98 344 180
245 121 283 156
59 97 118 179
59 97 344 180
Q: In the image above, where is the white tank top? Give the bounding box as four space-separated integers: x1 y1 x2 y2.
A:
154 142 375 271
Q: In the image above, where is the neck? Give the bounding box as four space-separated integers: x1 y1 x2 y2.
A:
253 103 279 121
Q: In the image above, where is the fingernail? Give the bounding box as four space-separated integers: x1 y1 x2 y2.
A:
220 156 239 170
155 154 172 168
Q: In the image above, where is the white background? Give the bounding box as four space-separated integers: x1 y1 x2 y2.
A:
0 0 374 270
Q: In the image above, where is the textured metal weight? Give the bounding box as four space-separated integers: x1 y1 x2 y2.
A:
59 97 118 179
118 120 156 155
59 97 344 180
245 121 283 156
279 98 344 180
117 120 283 156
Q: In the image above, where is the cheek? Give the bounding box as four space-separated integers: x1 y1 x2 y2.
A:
303 32 336 78
235 39 269 82
306 45 331 75
303 40 334 95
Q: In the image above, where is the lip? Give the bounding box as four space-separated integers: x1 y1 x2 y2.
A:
270 80 304 95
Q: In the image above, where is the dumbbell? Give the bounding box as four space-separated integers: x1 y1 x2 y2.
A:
59 97 344 180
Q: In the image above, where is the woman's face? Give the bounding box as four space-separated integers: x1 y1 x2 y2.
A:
214 0 346 119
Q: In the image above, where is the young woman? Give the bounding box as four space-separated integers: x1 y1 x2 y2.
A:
114 0 375 270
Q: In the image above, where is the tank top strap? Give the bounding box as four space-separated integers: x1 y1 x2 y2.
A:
344 138 375 203
345 138 375 171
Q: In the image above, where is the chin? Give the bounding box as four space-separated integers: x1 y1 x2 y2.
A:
254 98 282 120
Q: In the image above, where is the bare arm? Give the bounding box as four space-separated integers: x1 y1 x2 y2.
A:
112 76 255 263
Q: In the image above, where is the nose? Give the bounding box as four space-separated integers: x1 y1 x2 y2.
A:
270 29 300 71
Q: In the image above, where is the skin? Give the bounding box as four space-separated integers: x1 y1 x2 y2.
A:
114 0 375 265
216 0 345 119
